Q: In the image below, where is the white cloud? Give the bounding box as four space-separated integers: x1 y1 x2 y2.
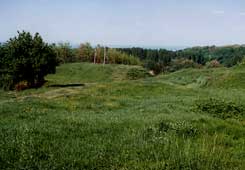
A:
212 10 225 15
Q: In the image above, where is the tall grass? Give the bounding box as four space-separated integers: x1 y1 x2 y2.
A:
0 63 244 169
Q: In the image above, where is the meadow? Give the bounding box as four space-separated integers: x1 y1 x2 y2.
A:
0 63 245 169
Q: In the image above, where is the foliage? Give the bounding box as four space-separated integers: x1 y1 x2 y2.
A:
88 45 109 64
239 57 245 65
126 67 150 80
0 31 56 90
196 98 244 119
54 42 76 64
108 48 141 65
0 44 5 77
118 46 245 73
14 81 29 91
157 120 199 137
76 42 94 62
168 58 200 72
177 45 245 67
48 44 245 73
175 47 207 65
117 47 148 60
206 59 222 68
117 47 175 61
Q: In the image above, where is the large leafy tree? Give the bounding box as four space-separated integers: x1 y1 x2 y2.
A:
0 31 57 90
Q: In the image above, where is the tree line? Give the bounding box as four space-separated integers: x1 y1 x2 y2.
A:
1 31 245 90
54 43 141 65
176 45 245 67
117 45 245 73
0 31 140 90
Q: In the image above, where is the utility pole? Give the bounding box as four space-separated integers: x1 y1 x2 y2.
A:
103 46 106 66
94 48 97 64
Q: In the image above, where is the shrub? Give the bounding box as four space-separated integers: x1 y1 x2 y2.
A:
195 98 244 119
144 60 164 74
168 58 199 72
158 121 199 137
127 67 151 80
206 59 221 68
15 81 29 91
239 57 245 65
143 120 199 139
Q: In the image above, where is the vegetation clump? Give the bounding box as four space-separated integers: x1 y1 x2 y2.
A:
118 45 245 74
143 121 199 140
206 59 221 68
0 31 56 90
168 58 201 72
127 67 151 80
158 121 199 137
239 57 245 65
195 98 244 119
54 43 77 64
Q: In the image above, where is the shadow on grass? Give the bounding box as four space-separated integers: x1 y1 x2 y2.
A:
47 84 85 88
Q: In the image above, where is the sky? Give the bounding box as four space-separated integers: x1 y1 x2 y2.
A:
0 0 245 47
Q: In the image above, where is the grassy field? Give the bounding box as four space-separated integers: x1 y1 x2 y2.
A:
0 63 245 170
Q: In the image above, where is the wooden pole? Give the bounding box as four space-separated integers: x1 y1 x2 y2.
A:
103 46 106 66
94 48 97 64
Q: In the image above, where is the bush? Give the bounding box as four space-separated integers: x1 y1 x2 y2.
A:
15 81 29 91
239 57 245 65
223 55 244 67
144 60 164 74
195 98 244 119
158 121 199 137
143 120 199 139
168 58 200 72
127 67 151 80
0 31 57 90
206 60 221 68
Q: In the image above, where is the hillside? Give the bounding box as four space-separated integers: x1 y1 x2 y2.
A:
0 63 245 169
156 65 245 89
46 63 144 84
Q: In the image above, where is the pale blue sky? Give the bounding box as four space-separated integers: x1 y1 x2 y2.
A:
1 0 245 47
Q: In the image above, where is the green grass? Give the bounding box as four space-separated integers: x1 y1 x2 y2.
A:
45 63 144 84
0 63 245 169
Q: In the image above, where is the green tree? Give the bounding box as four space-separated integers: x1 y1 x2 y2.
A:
108 49 140 65
95 44 103 63
55 42 75 64
0 43 4 69
0 31 57 90
77 42 94 62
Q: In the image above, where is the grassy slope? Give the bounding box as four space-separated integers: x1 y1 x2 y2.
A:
0 63 244 170
46 63 143 84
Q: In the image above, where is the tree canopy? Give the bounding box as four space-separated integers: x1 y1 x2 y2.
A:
0 31 57 90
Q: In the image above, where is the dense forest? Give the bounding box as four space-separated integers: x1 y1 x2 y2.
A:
117 45 245 69
53 44 245 74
